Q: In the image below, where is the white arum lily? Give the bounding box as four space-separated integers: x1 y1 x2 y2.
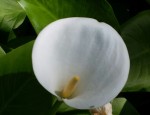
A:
32 18 130 109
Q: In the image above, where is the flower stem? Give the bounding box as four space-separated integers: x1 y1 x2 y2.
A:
50 99 63 115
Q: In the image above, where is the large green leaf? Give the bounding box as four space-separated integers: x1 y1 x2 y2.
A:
0 73 54 115
121 10 150 91
0 0 26 31
18 0 119 33
0 41 56 115
112 98 139 115
0 0 26 42
0 41 33 76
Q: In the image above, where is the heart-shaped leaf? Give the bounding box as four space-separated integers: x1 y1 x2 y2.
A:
121 10 150 91
18 0 120 33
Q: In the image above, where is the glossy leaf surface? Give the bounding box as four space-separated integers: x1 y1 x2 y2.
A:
19 0 119 33
122 10 150 91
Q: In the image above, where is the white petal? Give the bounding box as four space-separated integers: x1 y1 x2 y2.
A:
32 18 130 109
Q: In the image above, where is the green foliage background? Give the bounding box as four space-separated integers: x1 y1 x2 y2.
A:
0 0 150 114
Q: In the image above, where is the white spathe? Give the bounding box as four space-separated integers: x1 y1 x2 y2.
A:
32 18 130 109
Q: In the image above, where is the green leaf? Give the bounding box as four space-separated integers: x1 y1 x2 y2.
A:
58 98 139 115
58 102 74 113
0 41 33 76
18 0 120 34
0 0 26 31
57 102 90 115
0 41 56 115
121 10 150 91
0 0 26 41
48 97 90 115
0 73 54 115
0 46 6 57
112 98 139 115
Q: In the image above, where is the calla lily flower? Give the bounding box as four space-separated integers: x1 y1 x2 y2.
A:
32 18 130 109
